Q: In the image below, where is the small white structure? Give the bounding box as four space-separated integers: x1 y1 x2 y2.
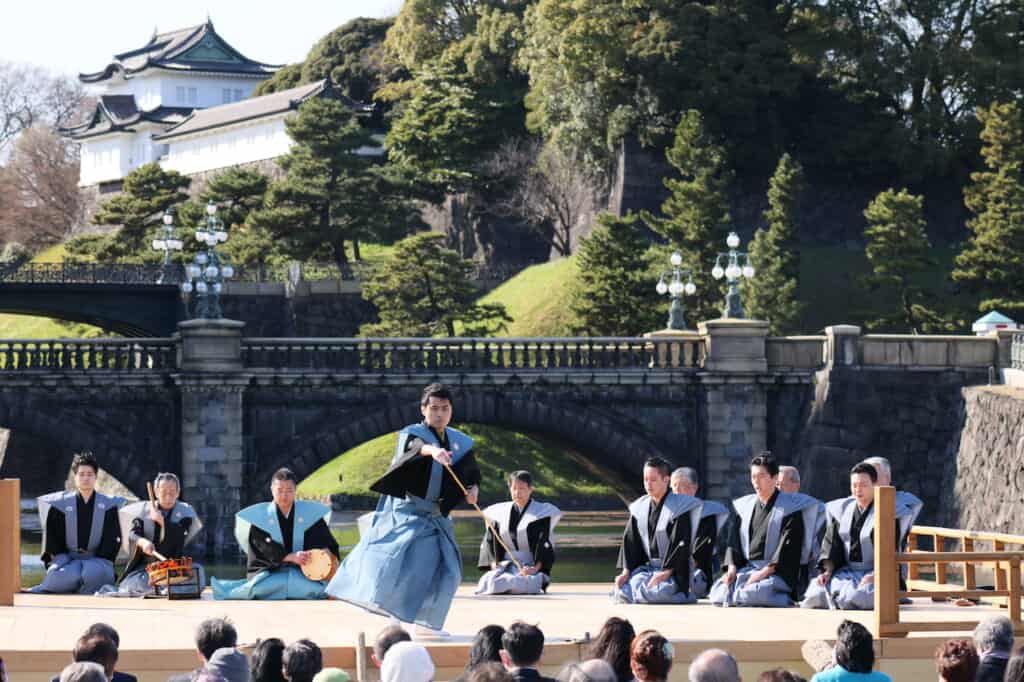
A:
972 311 1021 335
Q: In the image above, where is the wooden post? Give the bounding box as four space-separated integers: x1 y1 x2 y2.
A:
964 538 976 590
934 533 948 584
874 485 901 637
996 541 1008 592
0 479 20 606
908 532 920 580
356 631 368 682
1009 557 1021 626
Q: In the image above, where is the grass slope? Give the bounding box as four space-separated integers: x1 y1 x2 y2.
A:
473 257 578 337
298 423 630 507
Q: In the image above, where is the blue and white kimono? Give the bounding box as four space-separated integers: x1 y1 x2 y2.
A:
801 496 883 610
615 493 703 604
326 423 479 630
212 500 337 600
110 500 204 595
691 499 729 599
709 491 819 607
30 490 124 594
475 499 562 595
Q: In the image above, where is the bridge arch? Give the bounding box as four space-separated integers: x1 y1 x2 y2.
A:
249 392 692 502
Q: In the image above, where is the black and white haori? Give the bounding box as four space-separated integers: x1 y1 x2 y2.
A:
615 492 703 604
708 491 820 607
476 498 562 595
30 489 123 594
107 497 204 595
690 499 729 599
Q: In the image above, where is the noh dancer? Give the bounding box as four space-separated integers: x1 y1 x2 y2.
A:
476 470 562 595
30 452 123 594
613 457 702 604
708 453 819 607
212 468 339 600
327 383 481 637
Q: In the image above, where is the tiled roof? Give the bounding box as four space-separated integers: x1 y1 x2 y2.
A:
60 97 193 140
80 20 279 83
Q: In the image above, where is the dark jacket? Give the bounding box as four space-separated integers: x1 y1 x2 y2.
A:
510 667 557 682
976 655 1008 682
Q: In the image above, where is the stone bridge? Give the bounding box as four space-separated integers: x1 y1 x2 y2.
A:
0 320 1011 557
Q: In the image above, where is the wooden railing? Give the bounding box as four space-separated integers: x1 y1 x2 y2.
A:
874 486 1024 636
241 337 706 371
907 525 1024 596
0 339 176 371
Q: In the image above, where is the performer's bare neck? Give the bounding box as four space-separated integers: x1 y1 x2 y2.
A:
78 489 94 503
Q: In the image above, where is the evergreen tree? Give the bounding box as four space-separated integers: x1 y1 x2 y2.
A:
569 213 661 335
952 101 1024 317
249 97 421 270
642 110 732 324
198 168 284 272
360 233 511 337
78 163 190 261
862 188 937 331
743 153 804 333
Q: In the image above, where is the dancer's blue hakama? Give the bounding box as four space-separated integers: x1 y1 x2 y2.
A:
212 499 338 600
326 422 480 630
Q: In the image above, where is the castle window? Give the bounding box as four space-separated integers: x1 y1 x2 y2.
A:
233 89 243 102
222 88 232 104
176 86 186 104
188 88 198 105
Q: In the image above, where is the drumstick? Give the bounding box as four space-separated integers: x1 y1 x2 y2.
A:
147 481 166 543
152 550 168 562
442 462 525 571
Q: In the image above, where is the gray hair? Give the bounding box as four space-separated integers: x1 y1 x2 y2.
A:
59 662 107 682
557 659 617 682
154 472 180 490
689 648 740 682
974 615 1014 654
863 457 891 478
671 467 699 485
779 466 800 483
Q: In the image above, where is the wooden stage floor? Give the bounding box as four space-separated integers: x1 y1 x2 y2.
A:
1 584 1000 681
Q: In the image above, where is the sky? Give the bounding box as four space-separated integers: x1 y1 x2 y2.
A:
1 0 405 77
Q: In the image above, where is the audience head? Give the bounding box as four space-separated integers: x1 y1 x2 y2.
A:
776 466 801 494
757 670 805 682
250 637 286 682
557 659 618 682
73 634 118 680
973 615 1014 655
468 662 514 682
1004 651 1024 682
643 458 672 501
589 616 636 682
311 669 350 682
283 639 322 682
270 468 298 510
750 453 779 499
82 623 120 648
670 467 699 497
372 625 411 668
849 463 877 506
501 621 546 669
420 382 454 431
381 641 434 682
467 625 506 670
59 662 108 682
935 638 979 682
508 470 534 508
630 631 673 682
834 620 874 673
863 456 892 486
195 617 238 662
688 648 740 682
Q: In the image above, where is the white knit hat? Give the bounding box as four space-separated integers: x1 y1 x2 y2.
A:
381 641 435 682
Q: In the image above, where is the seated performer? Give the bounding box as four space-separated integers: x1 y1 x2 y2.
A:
670 466 728 599
111 472 203 595
476 470 562 595
801 462 906 610
862 456 923 544
327 383 481 636
708 453 819 607
614 457 702 604
30 452 123 594
212 468 339 600
776 464 827 600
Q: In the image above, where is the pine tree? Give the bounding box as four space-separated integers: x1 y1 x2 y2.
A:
360 233 511 337
83 163 190 261
952 101 1024 317
198 168 284 272
743 153 804 334
569 213 662 335
249 97 421 270
862 188 937 331
642 110 732 324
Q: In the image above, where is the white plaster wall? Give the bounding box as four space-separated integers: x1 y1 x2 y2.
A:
79 136 131 186
161 116 291 175
158 73 262 109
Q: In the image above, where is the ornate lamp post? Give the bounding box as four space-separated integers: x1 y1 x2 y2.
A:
180 200 234 319
655 251 697 330
710 231 755 318
151 209 183 283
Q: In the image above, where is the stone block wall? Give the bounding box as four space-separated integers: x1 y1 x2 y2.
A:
939 387 1024 533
